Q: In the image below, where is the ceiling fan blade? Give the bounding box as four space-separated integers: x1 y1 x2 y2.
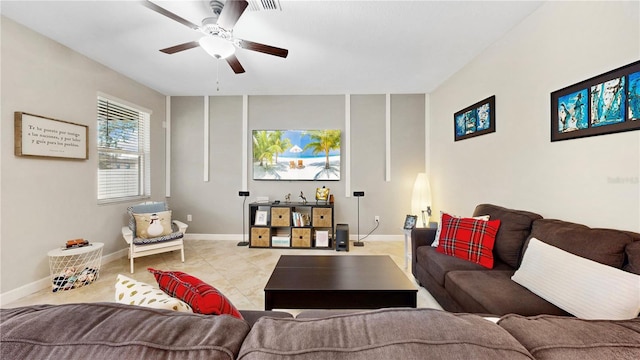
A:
238 39 289 58
217 0 249 30
226 54 246 74
142 0 199 30
160 41 200 54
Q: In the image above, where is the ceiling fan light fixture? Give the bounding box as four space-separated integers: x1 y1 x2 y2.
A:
199 36 236 59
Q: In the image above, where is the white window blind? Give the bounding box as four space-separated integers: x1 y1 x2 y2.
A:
97 96 150 202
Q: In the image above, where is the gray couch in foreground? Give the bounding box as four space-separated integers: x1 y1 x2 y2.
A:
411 203 640 316
2 303 639 359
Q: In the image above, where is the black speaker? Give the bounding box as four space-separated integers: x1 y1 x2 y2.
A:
335 223 349 252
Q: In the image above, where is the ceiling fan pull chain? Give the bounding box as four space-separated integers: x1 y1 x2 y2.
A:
216 57 220 92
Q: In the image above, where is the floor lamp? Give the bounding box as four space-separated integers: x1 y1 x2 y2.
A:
353 191 365 247
237 191 250 246
411 173 432 227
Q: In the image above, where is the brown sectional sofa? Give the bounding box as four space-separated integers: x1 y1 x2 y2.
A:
2 303 639 359
411 203 640 316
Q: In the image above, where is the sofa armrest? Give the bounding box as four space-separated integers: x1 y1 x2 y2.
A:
411 227 437 277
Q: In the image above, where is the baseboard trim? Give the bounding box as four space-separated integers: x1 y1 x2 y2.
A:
0 248 127 307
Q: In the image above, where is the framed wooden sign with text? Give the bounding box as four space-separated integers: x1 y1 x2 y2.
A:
15 112 88 160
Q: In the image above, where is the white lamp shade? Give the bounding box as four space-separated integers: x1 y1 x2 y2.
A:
199 36 236 59
411 172 432 218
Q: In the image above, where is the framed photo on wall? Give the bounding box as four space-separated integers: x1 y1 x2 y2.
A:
551 60 640 141
454 96 496 141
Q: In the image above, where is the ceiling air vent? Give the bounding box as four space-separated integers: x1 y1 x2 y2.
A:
247 0 281 11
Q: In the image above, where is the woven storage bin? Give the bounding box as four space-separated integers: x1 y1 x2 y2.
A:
271 207 291 227
291 228 311 247
251 227 271 247
312 207 332 228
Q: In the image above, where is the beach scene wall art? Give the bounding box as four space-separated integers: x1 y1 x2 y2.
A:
252 129 341 180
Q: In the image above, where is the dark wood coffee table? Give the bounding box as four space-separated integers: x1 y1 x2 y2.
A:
264 255 417 310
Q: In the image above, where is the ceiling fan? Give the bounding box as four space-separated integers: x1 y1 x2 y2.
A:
143 0 289 74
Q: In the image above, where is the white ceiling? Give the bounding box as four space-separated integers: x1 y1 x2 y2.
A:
1 0 544 96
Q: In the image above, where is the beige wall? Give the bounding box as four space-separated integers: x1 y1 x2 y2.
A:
168 94 426 237
0 17 167 295
429 1 640 231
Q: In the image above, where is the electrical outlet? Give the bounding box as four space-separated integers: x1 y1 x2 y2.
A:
187 214 192 222
375 215 380 223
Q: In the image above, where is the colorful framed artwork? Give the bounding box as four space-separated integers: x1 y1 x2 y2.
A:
551 60 640 141
252 129 341 181
454 96 496 141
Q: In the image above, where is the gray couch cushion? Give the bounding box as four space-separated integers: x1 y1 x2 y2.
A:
498 314 640 359
0 303 250 360
418 245 511 286
445 270 568 316
238 308 534 359
473 204 543 268
527 219 636 269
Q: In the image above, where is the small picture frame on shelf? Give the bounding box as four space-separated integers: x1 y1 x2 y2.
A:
403 215 418 230
255 210 268 226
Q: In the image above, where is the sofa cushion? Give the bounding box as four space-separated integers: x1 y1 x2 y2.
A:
498 314 640 360
418 246 512 286
0 303 250 360
473 204 543 268
114 274 192 312
445 270 568 316
238 308 534 359
437 214 501 269
148 268 243 319
527 219 636 269
512 238 640 320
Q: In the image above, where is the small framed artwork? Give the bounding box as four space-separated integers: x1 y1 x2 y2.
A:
551 60 640 141
254 210 268 226
403 215 418 230
454 96 496 141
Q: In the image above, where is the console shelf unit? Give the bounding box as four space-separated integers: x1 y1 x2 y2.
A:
249 202 334 249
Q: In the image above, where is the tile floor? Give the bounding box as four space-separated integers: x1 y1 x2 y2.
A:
5 239 443 312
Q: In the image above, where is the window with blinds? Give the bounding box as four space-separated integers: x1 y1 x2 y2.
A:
97 96 150 202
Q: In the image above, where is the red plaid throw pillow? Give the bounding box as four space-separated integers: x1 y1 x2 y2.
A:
436 213 501 269
148 268 243 319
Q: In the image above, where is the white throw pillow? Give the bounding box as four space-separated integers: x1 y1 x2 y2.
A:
115 274 192 313
511 238 640 320
431 211 490 247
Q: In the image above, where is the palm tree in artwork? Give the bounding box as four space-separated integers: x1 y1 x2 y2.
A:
303 130 341 169
253 131 274 167
268 131 291 165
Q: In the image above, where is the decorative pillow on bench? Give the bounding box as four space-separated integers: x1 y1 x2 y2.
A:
436 213 501 269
